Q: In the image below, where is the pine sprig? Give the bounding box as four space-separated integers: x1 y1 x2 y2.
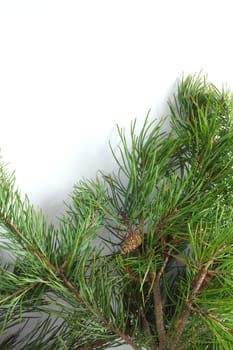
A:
1 73 233 349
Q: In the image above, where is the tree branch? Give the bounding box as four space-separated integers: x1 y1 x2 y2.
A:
150 252 170 350
0 282 37 301
1 212 141 350
140 307 156 350
170 258 214 350
154 209 178 237
0 211 58 273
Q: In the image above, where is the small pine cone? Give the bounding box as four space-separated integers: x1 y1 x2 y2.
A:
121 231 142 254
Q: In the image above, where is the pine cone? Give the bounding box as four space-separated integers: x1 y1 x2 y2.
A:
121 231 142 254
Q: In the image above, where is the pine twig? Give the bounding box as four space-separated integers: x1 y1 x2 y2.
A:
0 283 37 301
140 307 156 350
60 208 97 270
154 209 178 237
59 267 142 350
1 212 141 350
150 251 171 350
170 257 215 350
0 210 58 274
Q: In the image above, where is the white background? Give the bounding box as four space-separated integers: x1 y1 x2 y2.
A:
1 0 233 348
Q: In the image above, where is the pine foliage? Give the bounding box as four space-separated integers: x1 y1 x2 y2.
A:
1 74 233 349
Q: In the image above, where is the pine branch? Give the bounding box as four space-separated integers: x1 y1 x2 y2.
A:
0 210 58 274
1 73 233 349
170 244 226 350
0 282 37 301
170 266 211 350
140 307 156 350
59 268 141 350
0 210 140 350
150 251 171 350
